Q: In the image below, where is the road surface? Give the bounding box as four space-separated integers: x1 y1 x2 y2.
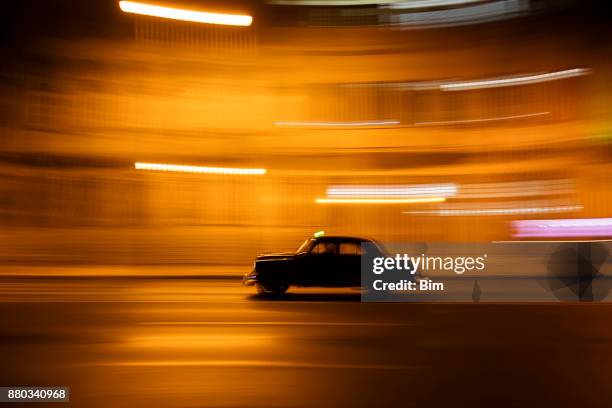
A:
1 275 612 407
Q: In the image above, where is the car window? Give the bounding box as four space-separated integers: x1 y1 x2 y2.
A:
296 239 312 253
339 242 362 255
310 241 337 255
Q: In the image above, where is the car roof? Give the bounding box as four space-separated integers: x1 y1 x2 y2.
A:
313 235 374 242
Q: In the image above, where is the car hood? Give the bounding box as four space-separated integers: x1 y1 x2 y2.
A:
256 252 296 261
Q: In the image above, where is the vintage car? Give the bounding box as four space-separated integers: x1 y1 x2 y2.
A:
243 232 385 294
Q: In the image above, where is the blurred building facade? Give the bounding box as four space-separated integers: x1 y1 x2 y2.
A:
0 0 611 264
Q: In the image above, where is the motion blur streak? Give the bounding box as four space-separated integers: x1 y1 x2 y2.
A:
440 68 589 91
388 0 480 8
405 205 583 216
269 0 406 5
457 179 574 199
274 120 400 127
1 1 612 407
93 360 414 370
513 218 612 238
315 197 446 204
134 162 266 175
415 112 549 126
326 184 457 198
118 1 253 26
127 334 272 348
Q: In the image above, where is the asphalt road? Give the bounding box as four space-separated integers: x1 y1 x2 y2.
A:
2 277 612 407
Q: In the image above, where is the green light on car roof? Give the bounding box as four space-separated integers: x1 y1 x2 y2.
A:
313 230 325 238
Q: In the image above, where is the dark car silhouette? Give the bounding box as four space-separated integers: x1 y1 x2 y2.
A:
243 233 385 295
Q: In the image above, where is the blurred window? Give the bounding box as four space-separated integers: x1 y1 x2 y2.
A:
339 242 363 255
311 241 338 255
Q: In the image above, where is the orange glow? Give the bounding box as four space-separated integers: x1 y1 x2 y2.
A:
127 334 271 348
315 197 446 204
118 1 253 27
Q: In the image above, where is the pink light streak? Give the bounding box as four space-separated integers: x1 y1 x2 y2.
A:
512 218 612 238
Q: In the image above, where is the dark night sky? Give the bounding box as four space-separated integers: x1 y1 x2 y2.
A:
0 0 609 68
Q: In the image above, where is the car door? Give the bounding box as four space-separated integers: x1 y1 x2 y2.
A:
297 239 339 286
337 240 363 287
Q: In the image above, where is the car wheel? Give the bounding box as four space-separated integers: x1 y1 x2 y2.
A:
257 282 289 295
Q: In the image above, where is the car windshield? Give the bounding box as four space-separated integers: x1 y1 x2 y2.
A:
295 239 312 253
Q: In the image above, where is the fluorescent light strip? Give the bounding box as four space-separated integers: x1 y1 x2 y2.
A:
327 184 457 198
316 197 446 204
404 205 582 216
134 162 266 175
119 1 253 26
274 120 399 127
440 68 589 91
415 112 549 126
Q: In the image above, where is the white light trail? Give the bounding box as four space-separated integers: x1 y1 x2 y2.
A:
316 197 446 204
134 162 266 175
274 120 399 128
388 0 481 9
404 205 582 216
415 112 549 126
327 184 457 198
457 179 574 199
118 1 253 27
440 68 589 91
